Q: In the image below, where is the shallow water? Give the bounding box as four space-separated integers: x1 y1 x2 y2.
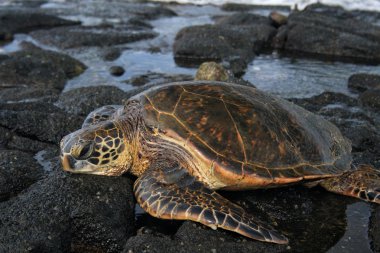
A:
327 202 372 253
243 54 380 98
154 0 380 12
1 1 379 252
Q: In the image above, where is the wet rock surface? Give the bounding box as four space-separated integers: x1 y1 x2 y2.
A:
0 9 79 41
0 44 86 90
359 90 380 110
31 25 158 49
125 72 193 87
274 4 380 62
173 23 276 75
348 73 380 92
220 3 291 12
110 66 126 77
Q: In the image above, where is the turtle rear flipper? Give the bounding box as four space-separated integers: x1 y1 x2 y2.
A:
134 162 288 244
320 165 380 204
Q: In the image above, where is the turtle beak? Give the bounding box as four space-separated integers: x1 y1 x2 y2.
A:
61 154 75 172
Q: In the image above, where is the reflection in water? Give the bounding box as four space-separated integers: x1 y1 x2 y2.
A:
327 202 372 253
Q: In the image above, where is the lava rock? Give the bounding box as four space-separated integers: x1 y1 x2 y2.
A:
274 7 380 62
289 91 358 112
220 3 291 12
0 126 54 153
348 73 380 93
0 87 59 104
0 8 79 41
124 221 286 253
102 47 125 61
0 46 86 90
173 24 276 75
110 66 125 76
132 5 177 20
57 86 128 116
0 169 135 253
304 3 380 24
125 72 193 87
0 102 83 144
359 90 380 110
0 150 43 201
215 13 272 26
31 25 158 49
127 17 154 29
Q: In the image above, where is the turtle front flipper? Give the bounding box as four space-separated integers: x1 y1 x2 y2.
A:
320 165 380 204
134 162 288 244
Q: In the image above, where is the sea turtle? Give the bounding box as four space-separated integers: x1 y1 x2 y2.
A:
60 81 380 244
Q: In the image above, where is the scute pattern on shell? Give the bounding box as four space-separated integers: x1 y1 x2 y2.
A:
136 81 352 183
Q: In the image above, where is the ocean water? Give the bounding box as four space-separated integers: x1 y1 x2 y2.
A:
154 0 380 12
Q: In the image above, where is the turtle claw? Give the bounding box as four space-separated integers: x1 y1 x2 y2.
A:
237 221 288 244
268 230 289 244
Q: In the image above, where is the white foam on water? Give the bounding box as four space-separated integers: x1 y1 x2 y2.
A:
153 0 380 12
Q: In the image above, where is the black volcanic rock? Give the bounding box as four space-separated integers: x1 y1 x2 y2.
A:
348 73 380 92
0 9 79 41
173 24 276 75
274 6 380 62
0 46 86 90
31 25 158 49
0 169 135 253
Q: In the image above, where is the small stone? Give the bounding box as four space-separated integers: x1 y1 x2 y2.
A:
348 73 380 93
195 62 229 82
359 90 380 109
110 66 125 76
270 12 287 27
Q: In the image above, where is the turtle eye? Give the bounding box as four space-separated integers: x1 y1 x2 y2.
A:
73 141 94 160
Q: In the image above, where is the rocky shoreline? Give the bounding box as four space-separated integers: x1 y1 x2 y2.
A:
0 1 380 252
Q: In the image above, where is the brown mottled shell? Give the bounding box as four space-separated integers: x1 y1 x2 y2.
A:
134 81 352 188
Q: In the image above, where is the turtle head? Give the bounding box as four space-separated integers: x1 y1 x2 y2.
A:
60 121 132 176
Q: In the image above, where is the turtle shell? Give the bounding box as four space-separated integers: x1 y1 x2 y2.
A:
134 81 352 189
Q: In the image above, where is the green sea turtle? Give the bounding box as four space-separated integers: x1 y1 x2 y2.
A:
60 81 380 244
